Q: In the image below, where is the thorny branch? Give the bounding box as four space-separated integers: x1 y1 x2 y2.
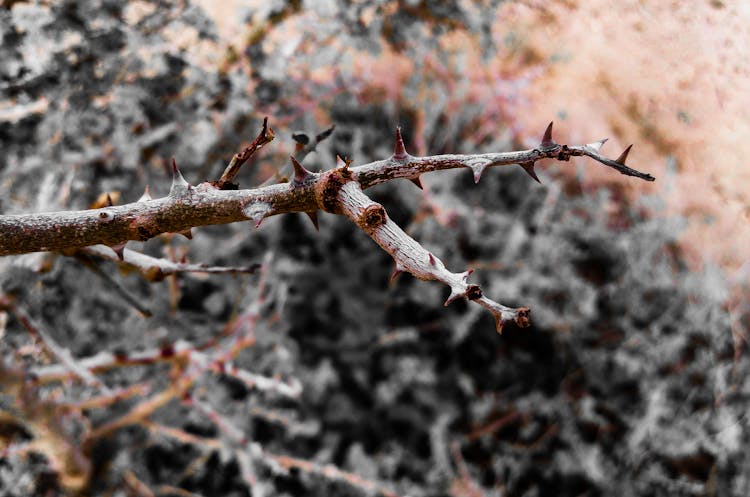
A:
0 120 654 332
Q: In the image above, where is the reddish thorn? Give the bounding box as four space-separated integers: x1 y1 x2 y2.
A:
471 165 486 184
429 253 436 266
305 211 319 231
290 156 312 183
390 264 403 282
520 163 541 183
393 127 408 161
615 144 633 165
541 122 555 148
111 243 125 261
171 158 179 174
409 176 423 189
105 193 114 207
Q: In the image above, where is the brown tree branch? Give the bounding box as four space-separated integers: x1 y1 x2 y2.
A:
0 121 654 331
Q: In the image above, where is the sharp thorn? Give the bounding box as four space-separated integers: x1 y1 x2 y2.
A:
520 162 541 183
305 211 319 231
390 263 404 282
586 138 608 153
138 186 152 202
393 127 408 161
470 164 486 184
111 243 126 261
444 289 463 307
170 158 191 193
290 156 312 183
409 176 423 189
461 269 474 283
335 155 348 169
428 253 436 266
105 193 114 207
541 121 555 148
177 229 192 240
615 144 633 165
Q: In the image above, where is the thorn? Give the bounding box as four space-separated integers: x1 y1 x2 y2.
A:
110 243 126 261
520 162 541 183
615 144 633 165
170 158 191 194
336 155 347 169
393 127 408 161
586 138 608 153
305 211 319 231
105 193 114 207
138 186 152 202
177 229 192 240
494 314 504 335
409 176 423 189
444 289 463 307
540 121 555 148
290 156 313 184
315 125 335 142
460 269 474 284
470 164 487 184
390 262 405 282
253 216 264 229
428 253 436 266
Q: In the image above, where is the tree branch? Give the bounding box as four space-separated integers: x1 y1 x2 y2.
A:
0 121 654 331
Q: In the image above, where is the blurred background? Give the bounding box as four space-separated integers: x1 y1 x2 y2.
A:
1 1 748 496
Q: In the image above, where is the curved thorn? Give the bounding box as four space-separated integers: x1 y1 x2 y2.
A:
409 176 423 190
520 163 541 183
305 211 319 231
586 138 608 153
393 127 408 161
616 144 633 165
470 164 486 184
541 121 555 148
290 156 312 184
